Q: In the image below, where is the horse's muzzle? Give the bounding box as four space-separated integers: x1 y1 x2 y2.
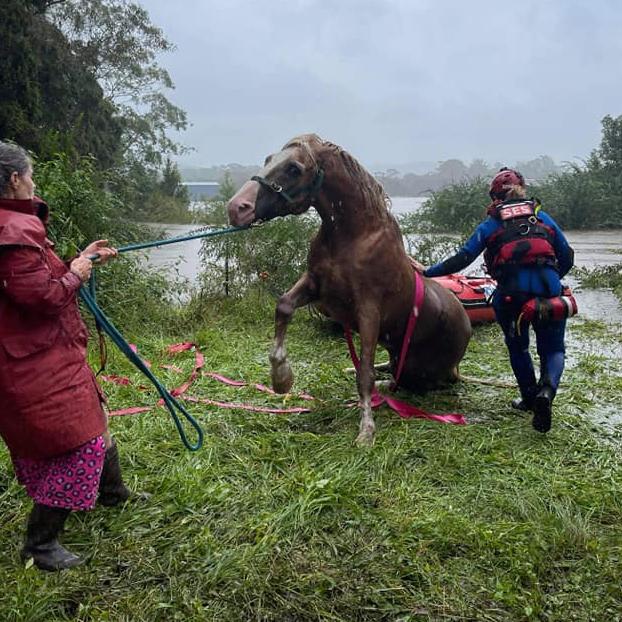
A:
227 180 259 226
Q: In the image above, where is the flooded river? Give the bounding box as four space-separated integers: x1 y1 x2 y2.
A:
144 197 622 323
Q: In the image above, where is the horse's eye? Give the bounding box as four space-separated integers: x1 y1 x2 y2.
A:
287 164 302 177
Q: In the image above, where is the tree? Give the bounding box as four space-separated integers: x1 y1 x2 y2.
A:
159 158 188 202
515 155 559 181
0 0 123 166
593 114 622 172
50 0 188 167
467 158 490 178
436 159 468 182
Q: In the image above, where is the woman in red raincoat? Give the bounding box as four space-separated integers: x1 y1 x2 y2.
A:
0 142 137 571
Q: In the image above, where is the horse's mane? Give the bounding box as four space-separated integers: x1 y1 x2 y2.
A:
285 134 392 218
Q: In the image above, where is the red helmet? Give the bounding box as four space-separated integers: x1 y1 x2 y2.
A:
489 167 525 199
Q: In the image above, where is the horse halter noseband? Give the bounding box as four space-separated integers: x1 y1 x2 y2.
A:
251 167 325 205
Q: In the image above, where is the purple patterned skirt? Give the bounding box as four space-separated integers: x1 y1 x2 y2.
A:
13 436 106 510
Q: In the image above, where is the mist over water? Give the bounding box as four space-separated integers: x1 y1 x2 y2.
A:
144 198 622 323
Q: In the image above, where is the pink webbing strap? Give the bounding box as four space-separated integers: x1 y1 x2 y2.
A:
343 270 466 426
393 269 425 388
105 342 313 416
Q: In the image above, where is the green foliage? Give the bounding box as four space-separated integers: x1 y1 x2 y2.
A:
404 232 465 267
413 178 490 235
1 299 622 620
35 153 136 256
108 158 193 224
34 153 177 330
531 164 616 229
197 211 320 299
595 114 622 171
0 0 123 167
51 0 188 167
412 116 622 233
575 263 622 302
531 115 622 229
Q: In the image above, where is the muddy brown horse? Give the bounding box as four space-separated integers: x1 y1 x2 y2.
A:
228 134 471 445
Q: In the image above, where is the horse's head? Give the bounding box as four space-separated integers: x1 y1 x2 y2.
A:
228 135 324 226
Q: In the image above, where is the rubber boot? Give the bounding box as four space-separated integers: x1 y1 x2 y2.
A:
98 439 132 507
532 384 555 433
511 396 533 412
20 504 82 571
511 385 537 412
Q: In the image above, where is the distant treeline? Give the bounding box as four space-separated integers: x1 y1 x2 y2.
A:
181 156 560 197
182 164 261 190
401 115 622 234
374 155 560 197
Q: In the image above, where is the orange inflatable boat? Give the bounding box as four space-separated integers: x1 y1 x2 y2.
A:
432 274 497 324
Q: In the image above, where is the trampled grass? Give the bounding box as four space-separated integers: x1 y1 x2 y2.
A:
1 297 621 621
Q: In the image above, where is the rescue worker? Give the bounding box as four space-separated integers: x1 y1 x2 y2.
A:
0 141 138 571
415 168 574 433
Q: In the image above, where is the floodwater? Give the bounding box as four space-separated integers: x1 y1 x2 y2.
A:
144 197 622 324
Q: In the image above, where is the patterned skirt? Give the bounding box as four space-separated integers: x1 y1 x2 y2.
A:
13 436 106 511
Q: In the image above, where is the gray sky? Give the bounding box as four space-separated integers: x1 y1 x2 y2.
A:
139 0 622 170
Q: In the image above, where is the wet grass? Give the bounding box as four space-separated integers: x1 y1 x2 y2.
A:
575 262 622 304
1 298 621 621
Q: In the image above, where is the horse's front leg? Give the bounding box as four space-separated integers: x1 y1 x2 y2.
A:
270 272 317 394
355 309 380 447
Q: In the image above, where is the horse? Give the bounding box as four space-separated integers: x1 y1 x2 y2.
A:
228 134 471 445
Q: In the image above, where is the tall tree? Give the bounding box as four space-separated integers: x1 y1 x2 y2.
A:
593 114 622 172
51 0 188 166
436 159 468 181
0 0 122 166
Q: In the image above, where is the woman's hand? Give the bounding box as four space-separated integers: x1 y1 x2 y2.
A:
81 239 118 265
70 256 93 283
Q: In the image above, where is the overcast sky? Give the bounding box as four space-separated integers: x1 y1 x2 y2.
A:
139 0 622 170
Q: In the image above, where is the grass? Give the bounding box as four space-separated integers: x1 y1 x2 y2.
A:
1 297 621 621
575 263 622 304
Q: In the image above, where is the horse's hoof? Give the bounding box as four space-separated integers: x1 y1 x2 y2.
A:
271 362 294 394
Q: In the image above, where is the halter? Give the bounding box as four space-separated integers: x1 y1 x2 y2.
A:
251 168 325 205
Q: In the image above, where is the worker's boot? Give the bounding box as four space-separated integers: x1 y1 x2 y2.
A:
532 384 555 433
511 384 538 412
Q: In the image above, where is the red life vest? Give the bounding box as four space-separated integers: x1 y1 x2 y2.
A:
484 200 558 278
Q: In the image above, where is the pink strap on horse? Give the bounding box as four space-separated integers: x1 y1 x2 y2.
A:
345 270 466 425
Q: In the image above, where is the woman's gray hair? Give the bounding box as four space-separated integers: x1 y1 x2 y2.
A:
0 142 32 197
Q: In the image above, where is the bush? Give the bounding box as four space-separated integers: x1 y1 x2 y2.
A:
190 185 320 300
411 178 489 236
532 164 622 229
575 262 622 302
35 153 141 256
35 152 177 331
197 211 320 299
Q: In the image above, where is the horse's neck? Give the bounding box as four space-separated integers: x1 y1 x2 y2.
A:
314 178 388 237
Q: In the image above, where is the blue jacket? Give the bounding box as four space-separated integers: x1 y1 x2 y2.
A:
423 209 574 298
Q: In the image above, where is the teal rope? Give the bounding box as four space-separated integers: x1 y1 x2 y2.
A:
81 223 250 451
115 225 249 255
80 279 204 451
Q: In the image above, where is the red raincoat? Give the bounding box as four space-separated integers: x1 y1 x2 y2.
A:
0 197 107 459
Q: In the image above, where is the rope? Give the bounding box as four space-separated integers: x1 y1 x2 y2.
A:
80 277 204 451
81 223 250 451
114 224 249 255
